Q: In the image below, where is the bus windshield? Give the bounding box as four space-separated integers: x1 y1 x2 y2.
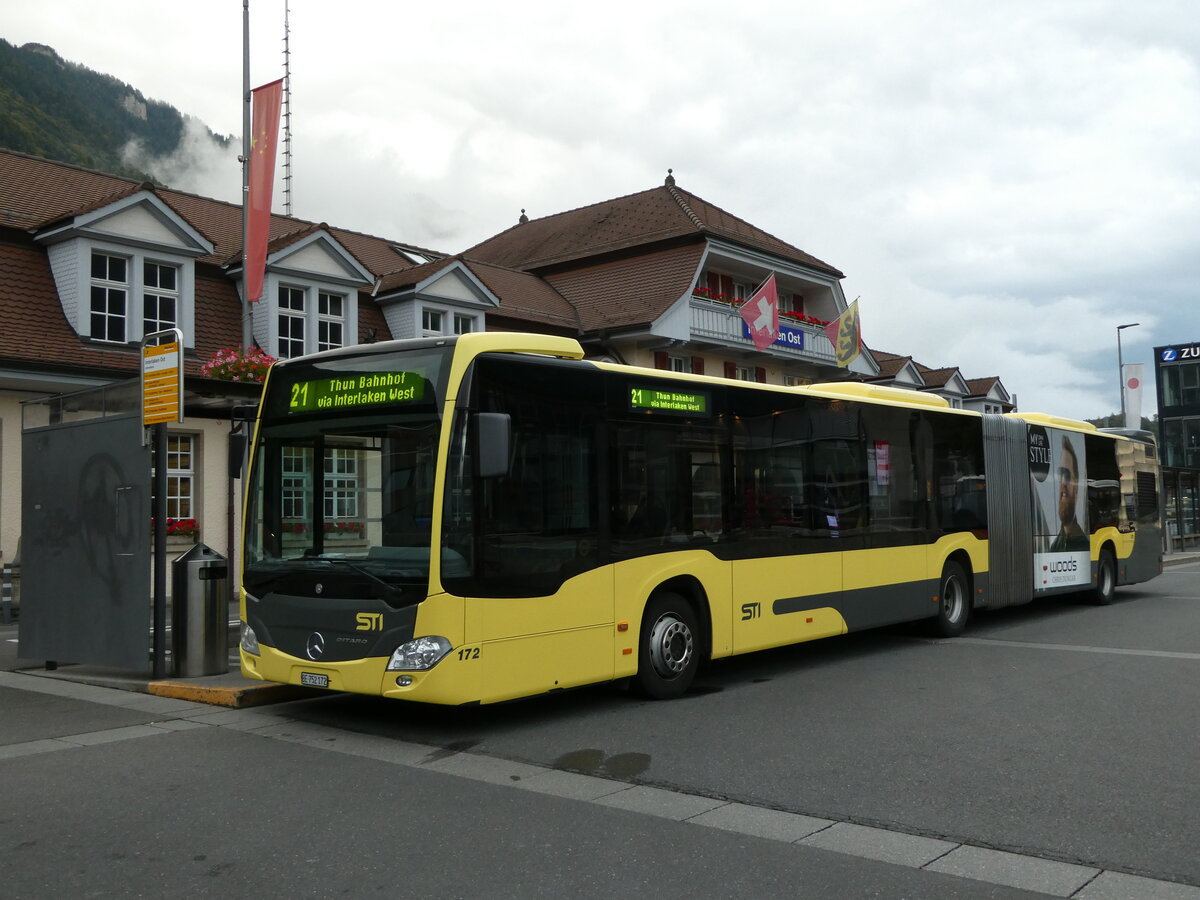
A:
243 343 455 603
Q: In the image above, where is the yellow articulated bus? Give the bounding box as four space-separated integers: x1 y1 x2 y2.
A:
239 333 1162 704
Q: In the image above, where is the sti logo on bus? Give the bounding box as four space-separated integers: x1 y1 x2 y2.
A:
356 612 383 631
741 602 761 621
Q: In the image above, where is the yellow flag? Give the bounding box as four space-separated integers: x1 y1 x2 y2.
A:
823 301 862 367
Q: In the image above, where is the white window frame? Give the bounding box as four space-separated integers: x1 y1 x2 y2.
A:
281 447 311 521
734 365 756 382
257 275 360 359
165 433 196 521
317 291 345 352
668 355 690 373
453 313 476 335
422 308 444 337
65 241 197 347
324 448 360 521
143 259 180 336
277 285 307 359
90 251 129 343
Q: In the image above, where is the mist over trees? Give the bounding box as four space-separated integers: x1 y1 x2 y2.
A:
0 39 233 185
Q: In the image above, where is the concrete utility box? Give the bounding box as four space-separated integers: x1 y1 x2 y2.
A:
171 543 229 677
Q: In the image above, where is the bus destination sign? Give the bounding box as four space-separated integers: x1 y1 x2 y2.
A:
630 386 710 415
289 372 425 413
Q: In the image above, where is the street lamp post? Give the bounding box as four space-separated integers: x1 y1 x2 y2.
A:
1117 322 1139 428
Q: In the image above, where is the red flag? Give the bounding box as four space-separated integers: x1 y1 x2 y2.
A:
739 273 780 352
246 79 284 303
823 300 862 367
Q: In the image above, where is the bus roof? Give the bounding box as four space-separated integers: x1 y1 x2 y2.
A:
1004 411 1099 434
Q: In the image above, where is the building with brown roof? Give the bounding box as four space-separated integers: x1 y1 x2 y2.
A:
463 170 877 385
0 151 930 580
867 349 1016 413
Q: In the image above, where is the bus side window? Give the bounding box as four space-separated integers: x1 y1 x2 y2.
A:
809 438 867 536
931 415 987 533
614 423 722 551
1085 433 1121 532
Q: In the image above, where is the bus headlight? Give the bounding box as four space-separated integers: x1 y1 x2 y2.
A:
240 623 260 656
386 636 452 671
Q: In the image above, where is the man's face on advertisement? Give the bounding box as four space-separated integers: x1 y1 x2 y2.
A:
1058 446 1078 523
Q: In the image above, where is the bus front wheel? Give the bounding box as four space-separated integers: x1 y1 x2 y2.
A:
636 592 700 700
932 560 970 638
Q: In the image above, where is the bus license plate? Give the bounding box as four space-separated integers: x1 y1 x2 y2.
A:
300 672 329 688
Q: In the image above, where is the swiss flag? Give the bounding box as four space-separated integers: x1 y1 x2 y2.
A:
246 79 284 303
739 274 779 352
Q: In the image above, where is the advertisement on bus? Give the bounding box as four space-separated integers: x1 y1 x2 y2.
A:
1029 425 1090 590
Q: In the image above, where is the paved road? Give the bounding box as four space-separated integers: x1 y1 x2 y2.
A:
2 676 1058 899
1 562 1197 897
231 563 1200 892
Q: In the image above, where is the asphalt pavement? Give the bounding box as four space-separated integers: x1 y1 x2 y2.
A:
1 553 1198 897
2 670 1194 899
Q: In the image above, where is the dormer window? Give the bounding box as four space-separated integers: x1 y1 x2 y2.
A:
90 252 128 342
274 285 349 358
278 286 306 358
422 309 443 337
394 246 438 265
89 253 183 343
247 229 368 357
143 261 179 334
36 189 211 350
317 291 344 351
373 260 497 343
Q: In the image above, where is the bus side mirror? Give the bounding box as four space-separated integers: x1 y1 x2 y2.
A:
227 433 247 480
476 412 511 479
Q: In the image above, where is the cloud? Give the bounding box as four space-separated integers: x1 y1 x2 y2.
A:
122 116 241 203
14 0 1195 419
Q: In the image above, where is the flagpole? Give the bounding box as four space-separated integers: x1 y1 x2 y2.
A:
241 0 252 349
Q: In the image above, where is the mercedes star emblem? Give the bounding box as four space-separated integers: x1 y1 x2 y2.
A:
306 632 326 660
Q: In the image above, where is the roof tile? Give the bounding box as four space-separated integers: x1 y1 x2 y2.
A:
465 184 842 277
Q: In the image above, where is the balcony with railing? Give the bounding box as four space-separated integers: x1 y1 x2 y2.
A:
689 293 836 364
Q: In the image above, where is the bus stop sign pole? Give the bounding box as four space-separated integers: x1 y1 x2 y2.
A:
143 329 183 680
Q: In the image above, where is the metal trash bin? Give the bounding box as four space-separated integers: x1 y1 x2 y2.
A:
171 543 229 677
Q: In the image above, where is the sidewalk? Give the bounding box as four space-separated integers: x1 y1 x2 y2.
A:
4 551 1199 707
15 664 319 708
1 605 317 708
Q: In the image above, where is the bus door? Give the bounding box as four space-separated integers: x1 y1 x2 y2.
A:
443 359 613 701
730 405 847 653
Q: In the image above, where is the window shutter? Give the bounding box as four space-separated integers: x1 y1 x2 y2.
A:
691 357 705 376
707 271 721 293
720 275 735 298
654 351 669 370
755 367 767 383
724 361 737 379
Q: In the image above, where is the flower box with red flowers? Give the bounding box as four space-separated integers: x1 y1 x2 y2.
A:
200 346 276 383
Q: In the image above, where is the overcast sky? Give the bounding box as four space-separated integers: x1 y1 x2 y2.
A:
4 1 1198 419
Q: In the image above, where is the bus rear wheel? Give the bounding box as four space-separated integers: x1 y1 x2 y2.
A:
932 560 969 638
1092 548 1117 605
636 592 699 700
